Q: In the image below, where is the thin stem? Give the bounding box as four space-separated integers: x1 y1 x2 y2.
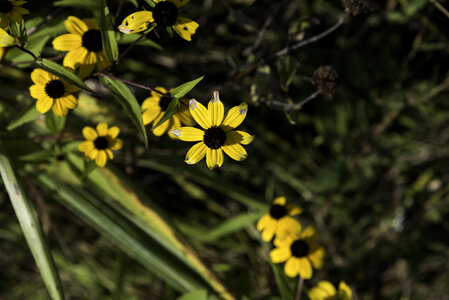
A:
269 90 321 111
98 72 169 97
295 277 304 300
27 6 65 36
14 45 37 60
114 0 126 25
429 0 449 19
271 12 349 59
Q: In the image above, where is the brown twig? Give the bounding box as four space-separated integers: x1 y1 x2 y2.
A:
98 72 169 97
295 277 304 300
27 6 65 36
268 91 321 111
114 0 126 25
429 0 449 19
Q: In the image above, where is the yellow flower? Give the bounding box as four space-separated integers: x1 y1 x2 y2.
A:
270 226 325 279
52 16 109 78
141 87 194 138
78 123 123 167
170 91 254 170
0 47 4 60
0 27 14 47
257 196 302 242
118 0 199 41
308 281 353 300
29 69 80 116
0 0 29 29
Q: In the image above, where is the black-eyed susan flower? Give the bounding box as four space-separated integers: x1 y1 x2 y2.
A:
308 281 352 300
257 196 302 242
78 123 123 167
141 87 194 138
52 16 109 78
270 226 325 279
0 0 28 29
29 69 80 116
0 27 14 47
170 91 254 170
118 0 199 41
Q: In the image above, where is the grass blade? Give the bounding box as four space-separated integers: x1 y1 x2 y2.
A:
0 141 65 300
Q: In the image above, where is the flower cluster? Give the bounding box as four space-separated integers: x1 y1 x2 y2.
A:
257 197 353 299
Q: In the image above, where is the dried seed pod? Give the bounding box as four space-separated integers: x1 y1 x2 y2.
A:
342 0 377 16
312 65 340 96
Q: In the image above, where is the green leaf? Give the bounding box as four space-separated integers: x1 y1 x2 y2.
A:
10 20 27 46
100 0 119 62
7 102 41 131
143 0 155 7
171 76 204 99
100 76 148 148
250 65 270 103
178 290 208 300
269 261 294 300
5 34 49 66
45 112 66 134
53 0 100 9
278 56 297 92
0 141 65 300
152 98 179 129
19 149 54 162
37 59 95 94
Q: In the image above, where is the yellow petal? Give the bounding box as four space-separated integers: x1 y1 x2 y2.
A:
301 225 317 241
153 115 171 136
141 96 159 110
110 138 123 150
270 247 291 263
82 126 98 141
52 33 82 51
221 102 248 131
317 281 337 297
0 47 5 61
96 150 108 167
36 96 53 114
207 91 224 127
256 214 270 231
189 99 210 129
88 148 98 159
308 245 325 269
78 141 94 153
107 126 120 139
63 47 88 69
276 217 301 239
176 102 195 125
338 281 352 300
225 130 254 145
0 28 15 47
83 18 99 30
85 51 97 65
287 204 303 216
142 108 161 126
169 0 191 7
97 122 108 136
78 63 95 79
170 126 204 141
63 81 80 93
168 115 181 139
59 95 78 109
297 257 313 279
222 143 247 161
172 16 198 41
118 11 153 34
261 218 277 242
31 68 51 85
29 84 45 99
65 16 88 35
206 148 223 170
273 196 286 205
106 149 114 160
185 142 207 165
284 257 299 278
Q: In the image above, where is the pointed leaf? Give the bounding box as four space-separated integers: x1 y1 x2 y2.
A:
100 76 148 148
171 76 204 99
37 59 94 93
178 290 208 300
100 0 119 61
0 141 65 300
152 97 179 129
7 102 41 130
45 112 66 134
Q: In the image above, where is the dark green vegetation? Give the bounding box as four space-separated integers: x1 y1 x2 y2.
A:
1 0 448 299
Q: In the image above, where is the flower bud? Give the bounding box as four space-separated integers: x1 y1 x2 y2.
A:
312 65 340 96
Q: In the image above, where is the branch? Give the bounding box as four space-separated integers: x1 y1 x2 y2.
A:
98 72 170 97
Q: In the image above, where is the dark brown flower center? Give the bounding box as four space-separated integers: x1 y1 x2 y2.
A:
203 126 226 149
269 204 287 219
153 1 178 27
158 95 172 111
82 29 103 52
290 240 309 258
94 136 109 150
0 0 13 13
45 80 65 99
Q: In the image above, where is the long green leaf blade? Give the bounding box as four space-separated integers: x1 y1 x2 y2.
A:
100 76 149 148
0 141 65 300
100 0 119 61
152 98 179 129
7 102 40 130
171 76 204 99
